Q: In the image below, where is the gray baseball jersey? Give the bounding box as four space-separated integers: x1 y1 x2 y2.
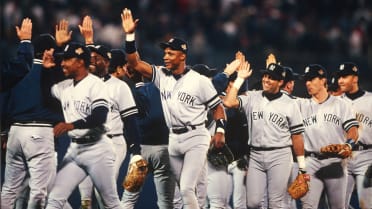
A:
340 91 372 208
296 95 359 151
51 73 109 138
152 66 220 127
239 91 304 147
105 75 138 135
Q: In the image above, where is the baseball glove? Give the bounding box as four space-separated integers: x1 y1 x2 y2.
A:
288 173 310 199
207 144 234 168
320 144 352 158
123 155 148 192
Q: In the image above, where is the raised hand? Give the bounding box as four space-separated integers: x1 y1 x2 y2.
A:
237 61 252 79
224 59 241 76
16 17 32 41
266 53 277 68
121 8 139 34
42 48 56 69
55 19 72 47
78 15 94 44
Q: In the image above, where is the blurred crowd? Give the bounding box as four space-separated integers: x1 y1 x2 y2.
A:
2 0 371 94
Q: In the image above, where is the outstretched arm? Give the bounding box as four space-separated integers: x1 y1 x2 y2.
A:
121 8 153 79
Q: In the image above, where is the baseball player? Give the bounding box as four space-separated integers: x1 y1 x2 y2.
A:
121 8 226 209
77 15 141 209
296 64 359 209
44 42 123 209
224 59 306 209
0 20 69 209
336 62 372 209
1 17 34 158
120 68 175 209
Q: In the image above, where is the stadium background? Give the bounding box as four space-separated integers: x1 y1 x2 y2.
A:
1 0 371 208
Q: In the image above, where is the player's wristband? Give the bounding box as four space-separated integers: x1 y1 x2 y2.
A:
233 77 245 90
125 33 136 54
126 33 135 41
215 119 226 134
346 138 356 149
297 155 306 172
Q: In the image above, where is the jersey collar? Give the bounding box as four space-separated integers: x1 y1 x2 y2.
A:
345 89 365 100
262 91 283 101
162 67 191 80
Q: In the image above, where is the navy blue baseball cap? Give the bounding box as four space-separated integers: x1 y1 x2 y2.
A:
159 37 188 54
328 72 339 92
33 34 57 56
192 64 217 78
337 62 359 77
60 42 91 66
109 49 126 71
87 44 111 60
283 66 299 82
302 64 327 81
260 63 286 80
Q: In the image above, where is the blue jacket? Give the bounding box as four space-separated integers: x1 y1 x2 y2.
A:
1 41 33 91
134 82 169 145
7 59 64 124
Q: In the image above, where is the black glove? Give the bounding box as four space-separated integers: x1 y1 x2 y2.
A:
207 144 234 168
236 158 249 171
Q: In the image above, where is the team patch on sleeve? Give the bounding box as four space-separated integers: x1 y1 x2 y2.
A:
342 118 359 131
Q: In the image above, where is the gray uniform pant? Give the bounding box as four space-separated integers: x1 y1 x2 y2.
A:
1 125 56 209
301 157 347 209
45 136 123 209
168 128 210 209
246 147 292 209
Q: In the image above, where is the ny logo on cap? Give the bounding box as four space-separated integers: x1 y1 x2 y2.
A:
269 64 275 71
340 64 345 70
75 48 84 55
181 44 187 50
305 66 310 73
107 52 112 59
169 38 175 43
64 45 70 52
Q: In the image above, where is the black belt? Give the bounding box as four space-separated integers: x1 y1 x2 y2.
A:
305 151 329 160
12 121 54 127
250 146 290 151
171 123 204 135
71 135 100 144
107 133 123 138
353 143 372 151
